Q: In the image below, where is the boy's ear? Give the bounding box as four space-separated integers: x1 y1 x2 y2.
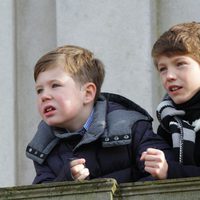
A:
83 82 96 104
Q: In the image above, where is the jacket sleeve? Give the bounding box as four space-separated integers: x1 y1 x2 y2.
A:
167 161 200 178
100 120 176 183
33 159 74 184
100 168 134 183
133 120 176 180
95 165 152 183
157 126 200 178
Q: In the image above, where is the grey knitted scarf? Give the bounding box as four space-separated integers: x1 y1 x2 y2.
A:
156 98 196 164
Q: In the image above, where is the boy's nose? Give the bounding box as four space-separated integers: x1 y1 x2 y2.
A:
41 91 52 102
166 70 177 81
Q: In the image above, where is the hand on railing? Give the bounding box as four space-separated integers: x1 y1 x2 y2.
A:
69 158 90 181
140 148 168 180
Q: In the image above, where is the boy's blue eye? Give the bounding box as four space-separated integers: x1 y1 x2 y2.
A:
177 62 182 66
36 88 43 94
52 83 60 88
158 67 166 73
177 61 186 67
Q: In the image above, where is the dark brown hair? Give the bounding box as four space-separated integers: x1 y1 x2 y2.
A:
152 22 200 67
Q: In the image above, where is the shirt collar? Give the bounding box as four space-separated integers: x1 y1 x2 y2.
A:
76 109 94 134
83 109 94 131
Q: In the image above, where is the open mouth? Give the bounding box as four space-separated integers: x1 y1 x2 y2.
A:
169 86 182 92
44 106 56 114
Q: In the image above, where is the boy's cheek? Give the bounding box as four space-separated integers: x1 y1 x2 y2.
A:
160 77 166 86
37 104 43 116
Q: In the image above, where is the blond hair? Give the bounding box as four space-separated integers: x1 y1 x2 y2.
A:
34 45 105 101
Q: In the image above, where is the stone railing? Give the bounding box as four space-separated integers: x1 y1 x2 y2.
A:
115 177 200 200
1 177 200 199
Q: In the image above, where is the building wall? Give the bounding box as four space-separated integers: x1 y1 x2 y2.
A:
0 0 200 187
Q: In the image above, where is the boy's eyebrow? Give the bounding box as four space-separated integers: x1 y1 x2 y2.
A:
157 60 166 67
170 56 187 63
157 63 165 67
158 55 186 65
36 79 61 85
35 84 42 90
35 79 65 88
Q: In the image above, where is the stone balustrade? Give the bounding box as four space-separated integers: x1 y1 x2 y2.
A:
1 177 200 200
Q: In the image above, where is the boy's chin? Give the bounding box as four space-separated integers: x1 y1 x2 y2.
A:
44 120 60 127
171 95 189 105
43 118 66 129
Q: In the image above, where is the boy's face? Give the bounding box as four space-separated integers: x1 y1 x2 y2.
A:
35 66 88 131
157 55 200 104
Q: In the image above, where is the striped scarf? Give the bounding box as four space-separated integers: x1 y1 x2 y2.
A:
156 97 196 165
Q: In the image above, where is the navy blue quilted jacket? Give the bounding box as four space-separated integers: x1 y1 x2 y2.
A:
26 93 174 184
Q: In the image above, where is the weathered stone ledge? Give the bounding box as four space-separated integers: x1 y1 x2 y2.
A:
1 177 200 200
115 177 200 200
0 178 117 200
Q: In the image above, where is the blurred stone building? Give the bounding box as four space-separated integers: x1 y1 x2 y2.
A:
0 0 200 187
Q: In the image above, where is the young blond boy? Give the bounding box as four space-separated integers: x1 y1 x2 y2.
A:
26 45 173 183
141 22 200 179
